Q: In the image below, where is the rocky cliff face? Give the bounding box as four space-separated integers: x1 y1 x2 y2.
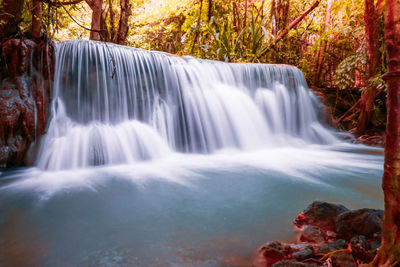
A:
0 38 54 168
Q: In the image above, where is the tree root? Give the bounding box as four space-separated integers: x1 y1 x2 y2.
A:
319 248 351 261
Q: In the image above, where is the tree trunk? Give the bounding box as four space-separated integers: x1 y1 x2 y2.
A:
115 0 132 45
242 0 248 43
190 0 203 53
270 0 290 62
271 0 290 36
356 0 382 134
258 0 320 59
207 0 212 21
0 0 24 40
271 0 277 35
278 0 290 33
108 0 116 41
31 0 43 39
314 0 332 87
100 8 110 41
370 0 400 265
86 0 103 40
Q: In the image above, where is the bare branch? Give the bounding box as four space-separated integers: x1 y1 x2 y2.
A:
258 0 320 59
60 4 101 32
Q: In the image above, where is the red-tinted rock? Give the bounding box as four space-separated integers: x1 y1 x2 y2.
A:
272 259 306 267
0 146 10 168
316 239 347 254
336 208 384 241
0 38 54 168
331 252 357 267
369 232 381 249
294 201 349 231
299 226 325 244
259 241 292 267
290 244 313 251
350 235 376 263
292 247 314 261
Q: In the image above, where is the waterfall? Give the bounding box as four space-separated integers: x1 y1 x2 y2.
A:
36 40 338 170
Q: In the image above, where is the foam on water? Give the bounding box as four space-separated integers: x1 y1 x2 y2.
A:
3 143 383 200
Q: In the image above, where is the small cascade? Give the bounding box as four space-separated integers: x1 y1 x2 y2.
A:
37 40 338 170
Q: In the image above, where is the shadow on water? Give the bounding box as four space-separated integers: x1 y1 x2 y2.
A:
0 212 48 267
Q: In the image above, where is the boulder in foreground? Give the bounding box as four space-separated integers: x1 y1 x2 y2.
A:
255 201 383 266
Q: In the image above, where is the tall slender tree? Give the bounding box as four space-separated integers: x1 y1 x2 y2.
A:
115 0 131 45
370 0 400 265
86 0 103 41
207 0 212 21
356 0 383 134
100 0 132 44
314 0 332 87
31 0 43 38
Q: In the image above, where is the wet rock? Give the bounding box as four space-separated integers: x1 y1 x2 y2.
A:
331 252 357 267
336 208 384 241
290 244 313 251
292 247 314 261
317 239 347 254
350 235 376 263
294 201 349 231
350 235 370 250
272 259 306 267
370 232 382 249
0 38 54 168
257 203 381 267
325 230 337 239
259 241 292 267
0 146 10 168
299 226 325 243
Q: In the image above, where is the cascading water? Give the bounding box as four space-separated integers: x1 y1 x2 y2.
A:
37 40 337 170
0 40 384 267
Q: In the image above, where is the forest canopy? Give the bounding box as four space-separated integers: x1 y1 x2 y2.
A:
0 0 386 135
